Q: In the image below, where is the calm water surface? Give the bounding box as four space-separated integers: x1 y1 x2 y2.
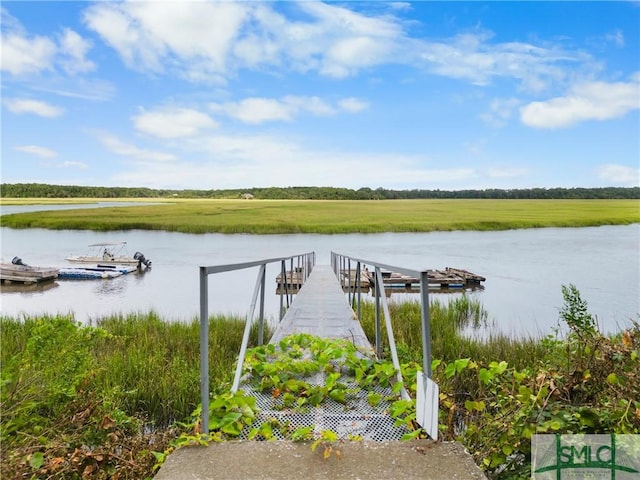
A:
1 209 638 337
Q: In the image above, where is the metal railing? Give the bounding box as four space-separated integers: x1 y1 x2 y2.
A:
198 252 315 436
331 251 439 440
331 252 432 378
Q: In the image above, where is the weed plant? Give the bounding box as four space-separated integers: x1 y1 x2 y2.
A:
358 296 548 370
357 292 638 478
0 312 271 479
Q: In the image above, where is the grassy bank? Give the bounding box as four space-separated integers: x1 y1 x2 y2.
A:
1 289 638 479
0 312 270 479
2 198 638 233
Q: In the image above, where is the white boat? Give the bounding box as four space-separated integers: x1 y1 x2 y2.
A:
66 242 151 268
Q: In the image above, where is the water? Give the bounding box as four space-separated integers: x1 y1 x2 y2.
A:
0 201 160 215
1 206 638 337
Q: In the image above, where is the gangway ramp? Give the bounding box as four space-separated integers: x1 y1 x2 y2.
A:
155 259 486 480
241 265 408 443
269 265 370 349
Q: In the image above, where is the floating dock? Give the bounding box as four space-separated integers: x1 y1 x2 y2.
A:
372 267 485 289
58 264 138 280
0 263 59 285
275 267 306 288
277 266 485 290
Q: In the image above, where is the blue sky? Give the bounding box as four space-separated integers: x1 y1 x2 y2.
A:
2 1 639 190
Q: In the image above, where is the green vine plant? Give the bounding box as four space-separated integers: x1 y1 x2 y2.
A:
153 333 426 469
435 285 640 479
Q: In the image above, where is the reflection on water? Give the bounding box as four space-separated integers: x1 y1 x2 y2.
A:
0 222 638 338
1 280 60 294
336 284 485 298
0 202 164 216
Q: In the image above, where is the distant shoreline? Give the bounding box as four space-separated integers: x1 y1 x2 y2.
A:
1 183 639 200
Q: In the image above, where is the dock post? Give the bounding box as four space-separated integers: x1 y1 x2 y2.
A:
374 266 382 358
279 260 285 321
355 261 362 321
199 267 209 437
258 265 266 346
419 271 432 377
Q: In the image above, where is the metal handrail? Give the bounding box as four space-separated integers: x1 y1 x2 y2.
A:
198 252 315 436
330 252 432 380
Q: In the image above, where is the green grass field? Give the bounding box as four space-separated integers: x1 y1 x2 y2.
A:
1 198 638 233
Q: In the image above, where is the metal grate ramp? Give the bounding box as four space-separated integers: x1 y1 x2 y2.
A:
238 265 411 442
239 370 409 441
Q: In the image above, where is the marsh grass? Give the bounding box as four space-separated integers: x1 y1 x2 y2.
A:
2 199 638 233
359 296 548 370
2 294 635 479
1 312 272 428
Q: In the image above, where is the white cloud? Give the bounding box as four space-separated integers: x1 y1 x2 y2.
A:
480 97 521 127
487 167 528 178
82 1 404 81
59 161 88 169
32 79 116 102
111 144 478 190
215 98 298 124
96 132 177 162
389 2 413 12
597 164 640 186
58 28 95 74
210 95 367 124
80 0 599 92
338 97 369 113
4 98 64 117
13 145 58 158
604 29 624 48
520 76 640 128
83 1 249 81
0 9 56 76
132 108 218 139
1 9 94 77
417 31 590 92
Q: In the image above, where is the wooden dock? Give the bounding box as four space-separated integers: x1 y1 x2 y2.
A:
278 266 485 291
275 267 307 289
0 262 59 285
370 267 485 289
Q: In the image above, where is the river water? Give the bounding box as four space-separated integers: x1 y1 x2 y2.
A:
1 205 638 337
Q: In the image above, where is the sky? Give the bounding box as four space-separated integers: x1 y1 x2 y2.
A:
1 1 639 191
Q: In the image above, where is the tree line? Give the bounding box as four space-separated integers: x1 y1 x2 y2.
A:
1 183 639 200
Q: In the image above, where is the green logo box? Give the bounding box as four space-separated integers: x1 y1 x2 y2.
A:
532 434 640 479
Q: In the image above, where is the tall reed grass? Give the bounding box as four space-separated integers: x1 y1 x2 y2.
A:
358 296 548 370
1 312 272 427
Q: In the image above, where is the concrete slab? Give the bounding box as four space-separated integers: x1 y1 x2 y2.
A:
154 439 486 480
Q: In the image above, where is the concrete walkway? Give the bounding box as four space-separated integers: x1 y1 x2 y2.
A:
154 439 486 480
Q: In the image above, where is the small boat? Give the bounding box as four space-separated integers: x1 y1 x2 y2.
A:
58 264 137 280
66 242 152 268
0 257 59 284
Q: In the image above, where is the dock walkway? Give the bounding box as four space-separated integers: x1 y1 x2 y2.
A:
270 265 370 348
154 265 486 480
